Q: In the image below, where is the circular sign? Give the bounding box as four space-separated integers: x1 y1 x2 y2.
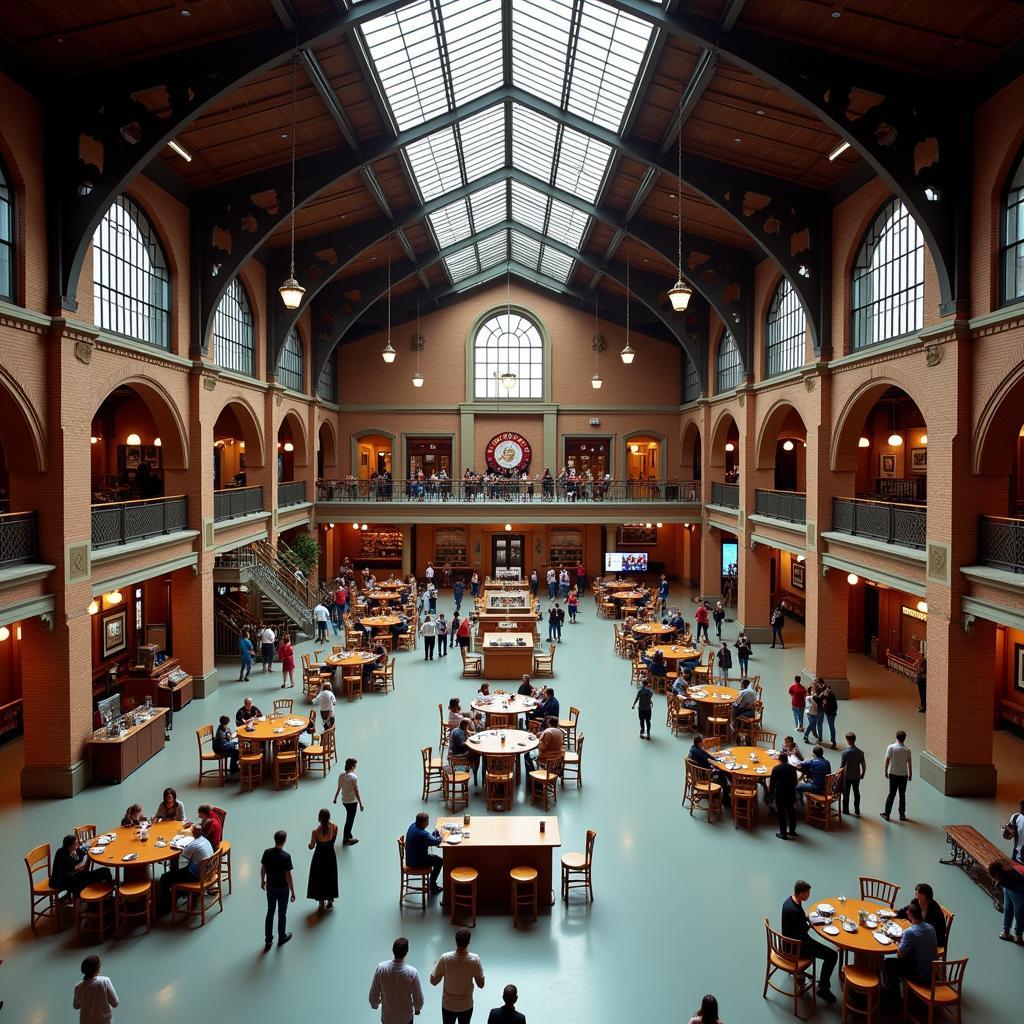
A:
485 432 533 473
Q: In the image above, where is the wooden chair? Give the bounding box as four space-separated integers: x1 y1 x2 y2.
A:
734 702 764 745
76 881 115 942
25 844 61 932
461 646 483 677
510 866 539 926
560 829 596 903
686 760 723 821
303 724 336 778
902 957 967 1024
302 654 325 701
937 909 955 960
272 698 293 715
484 754 516 811
692 649 714 682
706 706 731 742
806 768 844 831
196 724 227 786
858 877 900 908
449 750 478 786
115 879 153 936
397 629 417 652
754 729 778 748
443 764 471 812
74 824 98 843
558 706 580 750
421 746 445 801
171 850 224 927
450 866 478 927
238 737 263 792
667 694 696 735
763 918 817 1019
438 704 453 753
597 599 616 619
533 643 555 677
397 836 430 911
210 805 231 895
342 669 363 702
307 708 318 731
345 627 366 649
528 755 562 811
840 964 880 1024
331 645 346 654
732 779 759 830
702 737 722 753
562 734 585 788
372 657 395 692
273 735 301 790
630 656 647 686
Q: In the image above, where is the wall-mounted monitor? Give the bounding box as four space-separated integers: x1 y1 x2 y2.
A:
605 551 648 572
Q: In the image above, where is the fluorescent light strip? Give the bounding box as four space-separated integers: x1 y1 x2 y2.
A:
828 140 851 161
167 139 192 162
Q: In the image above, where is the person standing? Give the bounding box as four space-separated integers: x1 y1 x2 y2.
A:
781 880 838 1002
915 656 927 713
658 575 669 615
713 601 725 640
547 604 563 643
1006 799 1024 864
632 677 653 740
769 750 799 839
456 615 471 652
770 604 785 648
453 578 465 612
788 676 806 730
306 808 339 912
260 829 295 949
529 569 538 598
238 628 254 681
817 681 838 748
576 560 586 594
488 985 526 1024
313 601 331 644
315 681 336 730
369 937 425 1023
715 641 732 683
566 588 578 624
421 614 437 660
279 632 295 689
437 613 449 657
74 955 119 1024
734 631 752 677
471 571 480 598
431 928 486 1024
881 730 912 821
687 994 723 1024
694 602 710 643
991 860 1024 943
802 681 821 744
333 757 365 846
259 623 277 673
425 562 435 589
546 567 557 599
840 731 866 817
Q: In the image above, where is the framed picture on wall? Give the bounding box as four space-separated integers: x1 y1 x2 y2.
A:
1016 644 1024 693
879 454 897 477
617 525 658 545
910 448 928 473
791 560 805 591
102 611 128 659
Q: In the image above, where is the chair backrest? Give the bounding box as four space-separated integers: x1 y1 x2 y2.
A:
273 699 293 714
859 877 900 908
538 752 564 774
569 706 580 726
574 734 585 759
301 654 312 670
26 843 51 884
197 724 213 749
198 850 222 887
439 702 446 724
687 760 713 786
940 907 954 949
312 650 323 663
485 754 516 777
240 737 261 756
308 708 317 729
421 746 434 772
332 645 345 654
74 824 98 842
398 836 407 869
211 806 228 830
275 735 299 755
702 737 722 753
527 719 542 736
449 753 472 772
754 729 777 747
764 918 802 964
931 957 967 994
584 829 596 867
322 725 336 757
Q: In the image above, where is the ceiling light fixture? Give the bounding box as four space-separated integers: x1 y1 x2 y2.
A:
88 600 100 616
381 233 396 363
888 433 904 447
153 437 162 447
920 434 928 445
782 439 795 452
278 36 305 311
499 267 517 389
621 236 635 364
828 140 851 161
283 441 294 452
126 433 141 446
668 104 693 313
591 286 604 389
90 436 99 445
725 442 735 452
847 573 859 585
107 590 123 605
858 436 870 448
411 290 425 388
167 139 192 162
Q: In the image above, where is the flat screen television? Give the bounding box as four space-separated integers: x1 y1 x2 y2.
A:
605 551 648 572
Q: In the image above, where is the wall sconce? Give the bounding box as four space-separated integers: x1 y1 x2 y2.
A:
725 442 735 452
920 434 928 445
126 433 141 445
858 437 870 448
847 574 859 585
90 436 99 445
797 554 805 562
238 441 245 451
361 524 368 530
0 626 9 642
352 522 360 529
782 439 795 452
88 600 100 615
153 437 162 447
504 523 512 531
106 590 123 605
656 522 663 528
283 442 294 452
917 600 928 613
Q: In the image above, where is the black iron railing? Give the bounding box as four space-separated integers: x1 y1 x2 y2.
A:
213 485 264 523
754 489 806 524
710 481 740 509
832 497 926 550
315 478 701 503
0 511 38 566
980 516 1024 573
91 497 189 550
278 480 307 507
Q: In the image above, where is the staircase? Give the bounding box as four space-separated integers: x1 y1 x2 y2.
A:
213 596 262 658
246 539 314 638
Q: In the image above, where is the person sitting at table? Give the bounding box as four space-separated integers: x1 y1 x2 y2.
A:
364 640 387 685
882 902 937 1005
475 682 491 703
405 812 444 895
297 721 317 751
687 734 730 805
517 674 537 698
795 746 831 807
672 667 696 699
153 786 186 822
667 608 687 632
729 679 758 737
781 735 804 763
158 824 213 916
895 882 947 948
781 879 838 1003
198 804 222 848
49 834 114 897
353 614 374 643
449 718 480 780
121 803 145 827
526 716 564 772
447 698 476 733
390 613 410 647
214 714 240 774
529 687 559 722
642 649 668 686
236 697 263 727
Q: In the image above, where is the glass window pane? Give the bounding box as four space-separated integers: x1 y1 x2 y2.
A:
473 310 544 399
276 328 305 392
764 278 807 376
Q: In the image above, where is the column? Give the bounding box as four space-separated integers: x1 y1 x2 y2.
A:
400 524 413 579
736 388 772 641
170 565 215 697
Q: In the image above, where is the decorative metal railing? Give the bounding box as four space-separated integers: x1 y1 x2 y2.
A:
979 516 1024 573
0 511 38 566
754 489 806 524
710 481 740 509
278 480 307 507
832 497 926 550
213 485 264 523
91 497 188 550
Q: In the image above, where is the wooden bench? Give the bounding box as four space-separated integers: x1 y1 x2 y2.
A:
940 825 1004 909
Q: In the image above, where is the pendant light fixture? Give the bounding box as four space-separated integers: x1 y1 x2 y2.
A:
381 232 396 363
411 289 424 387
278 38 305 310
591 290 604 389
621 235 635 364
499 267 517 390
668 101 693 313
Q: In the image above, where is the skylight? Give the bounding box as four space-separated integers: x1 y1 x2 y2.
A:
539 245 574 282
428 179 507 249
511 230 542 268
443 234 510 282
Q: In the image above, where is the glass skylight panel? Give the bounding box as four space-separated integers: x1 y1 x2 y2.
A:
428 198 473 248
511 230 542 269
458 105 506 182
539 245 574 282
553 125 612 201
546 197 589 249
510 0 574 109
509 181 549 234
442 0 504 108
469 180 508 232
405 127 463 201
476 232 508 271
511 105 559 182
444 245 480 282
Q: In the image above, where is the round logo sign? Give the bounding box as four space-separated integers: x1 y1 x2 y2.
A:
485 431 533 473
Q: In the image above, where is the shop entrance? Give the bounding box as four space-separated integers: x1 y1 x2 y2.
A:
492 533 524 573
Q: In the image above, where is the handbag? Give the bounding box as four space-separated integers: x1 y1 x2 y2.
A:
1003 816 1019 841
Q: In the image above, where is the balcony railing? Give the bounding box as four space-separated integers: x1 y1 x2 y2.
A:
832 497 926 550
754 488 806 524
278 480 307 507
0 511 39 567
710 481 740 509
980 516 1024 573
214 485 264 523
315 478 701 504
91 496 189 550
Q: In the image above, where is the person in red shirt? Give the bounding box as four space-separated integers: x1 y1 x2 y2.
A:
788 675 807 730
456 616 472 650
695 601 710 642
279 632 296 689
198 804 223 847
333 584 347 626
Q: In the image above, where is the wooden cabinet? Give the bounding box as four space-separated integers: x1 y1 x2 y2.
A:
548 527 583 570
360 528 403 560
87 708 169 784
434 526 468 567
122 657 194 711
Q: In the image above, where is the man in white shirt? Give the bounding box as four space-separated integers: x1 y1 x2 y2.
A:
259 625 276 673
315 681 336 728
74 954 119 1024
425 562 435 584
313 602 330 643
546 568 557 599
369 936 424 1024
431 928 485 1024
158 825 213 915
881 729 912 822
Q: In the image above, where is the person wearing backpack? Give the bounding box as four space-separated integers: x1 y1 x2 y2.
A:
1004 799 1024 863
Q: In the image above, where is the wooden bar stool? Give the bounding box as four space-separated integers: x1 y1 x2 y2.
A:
115 880 153 936
510 866 538 926
840 965 880 1024
76 882 115 942
238 738 263 792
449 867 478 927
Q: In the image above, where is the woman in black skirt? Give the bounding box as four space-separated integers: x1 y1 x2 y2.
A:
306 808 339 911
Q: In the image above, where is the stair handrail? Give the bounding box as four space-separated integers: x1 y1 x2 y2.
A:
247 557 312 627
251 539 315 607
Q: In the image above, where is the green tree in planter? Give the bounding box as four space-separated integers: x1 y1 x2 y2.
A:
281 531 319 577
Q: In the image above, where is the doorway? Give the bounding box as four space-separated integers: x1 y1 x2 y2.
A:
492 533 525 573
863 586 879 657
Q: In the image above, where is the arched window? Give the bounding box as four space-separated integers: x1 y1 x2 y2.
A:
683 355 700 402
473 310 543 399
0 160 12 301
91 195 170 347
213 279 254 376
277 328 305 392
765 278 806 376
1004 152 1024 303
317 351 338 402
851 198 923 349
715 331 742 394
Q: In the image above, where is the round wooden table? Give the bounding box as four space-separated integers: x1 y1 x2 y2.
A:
365 590 399 604
645 644 701 662
602 581 635 591
86 820 189 874
377 581 407 590
632 622 675 638
687 684 739 729
466 729 540 758
326 651 379 669
712 745 773 778
610 590 644 602
237 714 309 742
471 695 538 723
360 615 401 631
810 896 909 967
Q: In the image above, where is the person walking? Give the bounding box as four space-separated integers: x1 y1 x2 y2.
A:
880 730 912 821
915 656 927 713
547 604 564 643
687 994 723 1024
818 682 838 748
279 632 296 689
991 859 1024 944
259 623 277 673
313 601 331 644
734 631 752 677
713 601 725 640
260 829 296 949
333 757 364 846
369 937 425 1023
788 676 806 730
695 601 710 643
488 984 526 1024
453 578 465 612
632 677 653 740
566 588 579 624
715 641 732 684
306 809 339 912
546 568 557 600
315 681 336 730
437 613 449 657
770 604 785 648
769 750 799 839
74 955 119 1024
802 681 821 744
421 614 437 660
840 731 866 817
431 928 485 1024
658 575 669 615
238 628 254 682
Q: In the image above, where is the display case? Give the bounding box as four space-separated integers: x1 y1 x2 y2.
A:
122 656 194 711
548 528 583 569
434 526 468 567
359 527 403 560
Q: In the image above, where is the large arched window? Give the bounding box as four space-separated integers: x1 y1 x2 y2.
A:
1004 152 1024 304
277 327 305 392
91 195 170 347
0 160 12 301
715 331 742 394
317 351 338 402
213 279 255 376
765 278 806 376
683 355 700 402
473 310 543 399
851 198 923 349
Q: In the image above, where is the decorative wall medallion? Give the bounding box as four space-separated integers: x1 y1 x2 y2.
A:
926 542 949 584
737 393 745 408
804 375 816 392
485 431 533 472
925 343 942 367
74 339 94 364
39 612 55 633
202 373 218 392
67 542 90 582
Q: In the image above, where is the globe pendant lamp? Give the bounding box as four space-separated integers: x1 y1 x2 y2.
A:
500 267 517 389
620 235 635 364
382 233 396 363
411 290 425 387
591 292 603 389
668 98 692 313
278 43 305 310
